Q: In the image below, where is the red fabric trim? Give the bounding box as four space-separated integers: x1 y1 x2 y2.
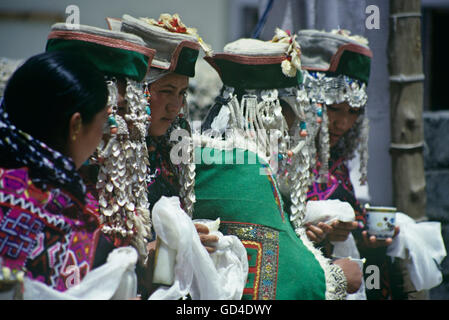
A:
302 43 373 72
273 241 279 299
328 43 373 72
243 241 262 300
48 30 156 63
204 56 222 78
204 54 286 81
162 40 201 72
210 53 285 65
204 53 286 84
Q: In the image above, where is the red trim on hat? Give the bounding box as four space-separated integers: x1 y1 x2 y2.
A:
48 30 156 63
204 56 221 78
152 40 200 71
210 53 286 65
328 43 373 72
302 43 373 72
204 53 287 80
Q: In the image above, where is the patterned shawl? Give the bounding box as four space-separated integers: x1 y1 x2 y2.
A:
0 100 86 203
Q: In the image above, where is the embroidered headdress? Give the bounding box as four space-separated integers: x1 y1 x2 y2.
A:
107 13 211 83
297 29 373 184
201 28 317 234
198 30 349 299
111 13 212 218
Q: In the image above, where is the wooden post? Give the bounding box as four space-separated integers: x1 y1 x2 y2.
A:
389 0 426 219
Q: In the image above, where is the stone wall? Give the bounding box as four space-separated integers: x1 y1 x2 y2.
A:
424 111 449 299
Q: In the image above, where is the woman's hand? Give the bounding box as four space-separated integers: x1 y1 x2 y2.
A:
361 226 400 248
305 220 358 243
195 223 219 254
327 221 359 242
333 258 363 294
135 240 157 298
305 222 333 243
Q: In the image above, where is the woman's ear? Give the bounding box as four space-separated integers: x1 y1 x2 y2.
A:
69 112 82 142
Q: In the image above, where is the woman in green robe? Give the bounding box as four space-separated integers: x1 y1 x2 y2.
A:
193 30 361 300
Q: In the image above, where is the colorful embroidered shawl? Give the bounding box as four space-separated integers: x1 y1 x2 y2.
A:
0 104 100 292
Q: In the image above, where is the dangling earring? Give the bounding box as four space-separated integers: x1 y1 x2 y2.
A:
106 77 119 135
178 91 188 119
316 103 323 124
299 120 307 137
72 122 81 141
176 92 189 131
144 82 152 122
108 106 118 134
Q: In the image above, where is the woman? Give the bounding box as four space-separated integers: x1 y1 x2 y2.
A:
92 13 224 299
194 30 363 299
0 51 108 296
117 13 218 249
297 29 406 300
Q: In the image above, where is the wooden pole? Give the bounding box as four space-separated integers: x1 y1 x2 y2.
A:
389 0 426 219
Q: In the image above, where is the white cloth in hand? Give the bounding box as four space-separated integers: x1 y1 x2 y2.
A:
387 212 447 291
305 200 366 299
149 196 248 300
304 199 355 225
23 246 138 300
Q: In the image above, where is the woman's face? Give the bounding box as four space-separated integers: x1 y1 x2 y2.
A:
327 102 361 147
149 73 189 137
68 107 109 169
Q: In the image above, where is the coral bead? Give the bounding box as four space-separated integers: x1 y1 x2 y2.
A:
110 127 118 134
300 130 308 137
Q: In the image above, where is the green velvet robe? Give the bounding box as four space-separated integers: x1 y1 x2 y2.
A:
193 146 327 300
